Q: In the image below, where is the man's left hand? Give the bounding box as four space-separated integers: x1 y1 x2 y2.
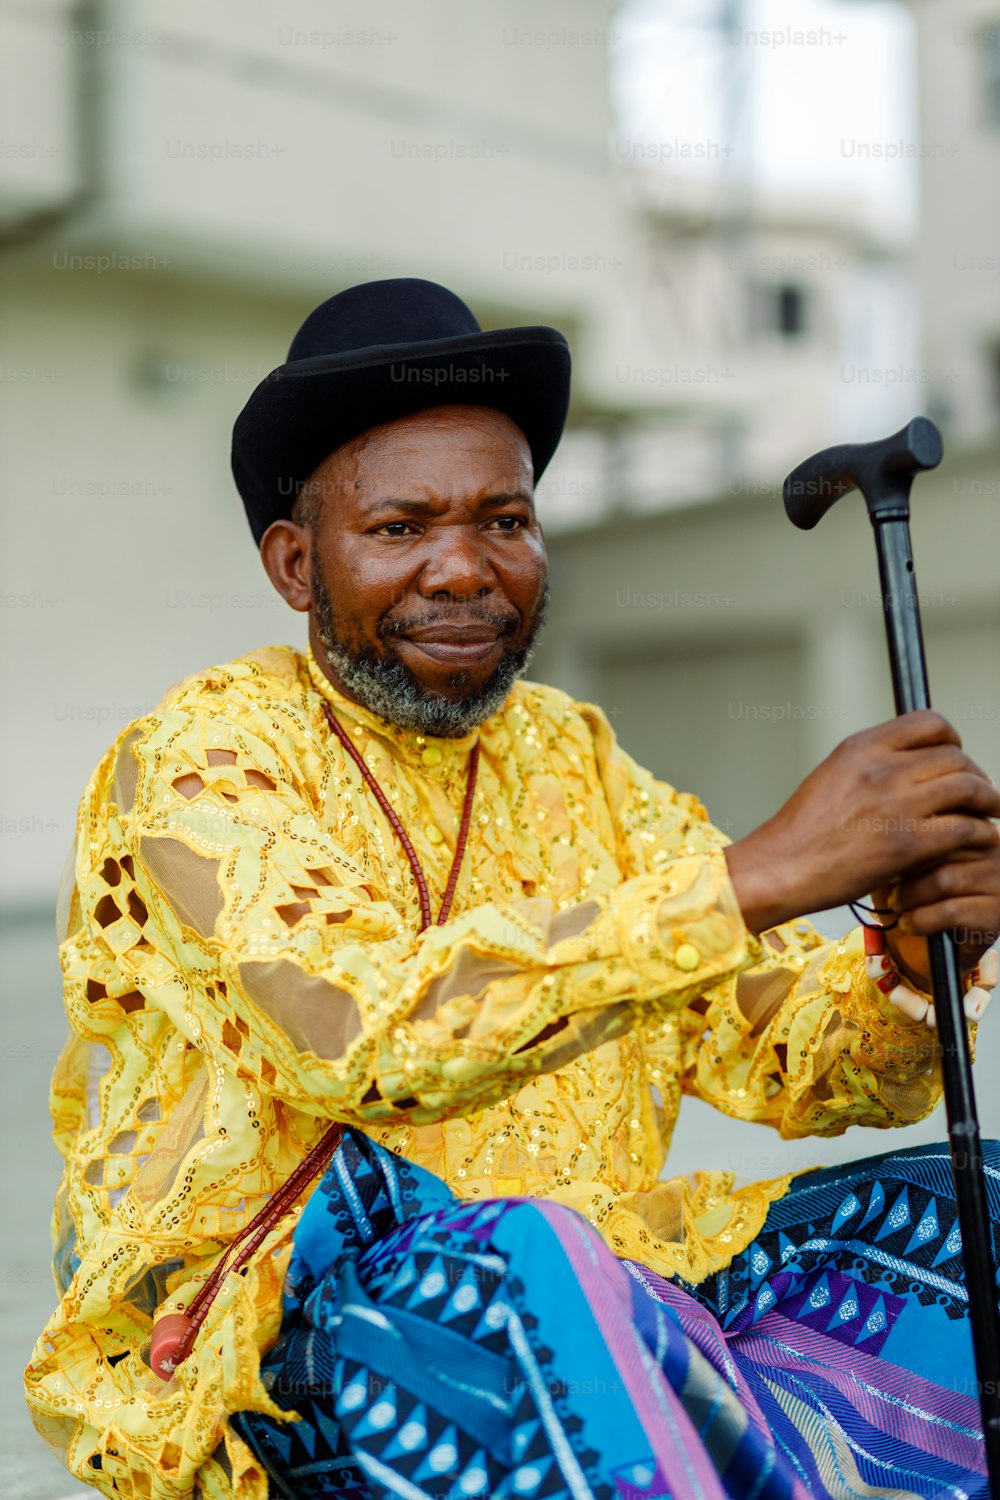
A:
873 838 1000 987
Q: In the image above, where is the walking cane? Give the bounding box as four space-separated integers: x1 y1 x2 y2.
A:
783 415 1000 1489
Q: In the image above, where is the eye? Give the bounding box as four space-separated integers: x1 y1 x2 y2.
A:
372 521 417 537
485 515 528 532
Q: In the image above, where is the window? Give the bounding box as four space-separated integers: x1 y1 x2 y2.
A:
990 341 1000 412
750 281 809 340
979 21 1000 125
776 284 806 336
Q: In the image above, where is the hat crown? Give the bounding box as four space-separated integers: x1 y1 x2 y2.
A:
233 275 570 546
287 278 482 362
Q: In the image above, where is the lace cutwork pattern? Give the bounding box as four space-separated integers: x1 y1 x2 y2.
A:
26 645 945 1500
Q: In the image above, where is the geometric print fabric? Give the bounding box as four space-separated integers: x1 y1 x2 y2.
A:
233 1133 997 1499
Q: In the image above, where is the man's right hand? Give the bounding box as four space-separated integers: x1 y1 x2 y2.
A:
724 710 1000 935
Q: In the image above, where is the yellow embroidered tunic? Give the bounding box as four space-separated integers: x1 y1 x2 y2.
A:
26 645 945 1500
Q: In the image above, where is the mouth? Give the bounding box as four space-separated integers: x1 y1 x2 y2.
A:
399 633 505 666
391 617 517 669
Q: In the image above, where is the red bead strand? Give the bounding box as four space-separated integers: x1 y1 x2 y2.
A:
151 699 480 1379
322 701 479 932
150 1122 343 1378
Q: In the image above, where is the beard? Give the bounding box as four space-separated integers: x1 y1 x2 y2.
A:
312 560 549 738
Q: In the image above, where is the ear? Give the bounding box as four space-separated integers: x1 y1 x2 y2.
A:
260 519 313 612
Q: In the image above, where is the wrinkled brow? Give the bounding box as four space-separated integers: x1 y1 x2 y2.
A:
362 492 534 519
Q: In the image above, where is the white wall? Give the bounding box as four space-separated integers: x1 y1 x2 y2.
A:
0 270 304 901
912 0 1000 445
534 444 1000 797
0 0 80 226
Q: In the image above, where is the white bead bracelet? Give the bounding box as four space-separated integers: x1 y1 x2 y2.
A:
863 925 997 1028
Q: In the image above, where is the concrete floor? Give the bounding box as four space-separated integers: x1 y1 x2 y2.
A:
3 907 998 1498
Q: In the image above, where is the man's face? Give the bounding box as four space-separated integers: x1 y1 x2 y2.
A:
288 405 549 736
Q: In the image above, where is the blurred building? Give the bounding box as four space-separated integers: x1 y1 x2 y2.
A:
1 0 634 903
0 0 954 907
0 0 997 889
908 0 1000 447
535 0 1000 837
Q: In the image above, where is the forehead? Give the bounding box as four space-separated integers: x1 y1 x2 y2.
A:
317 405 533 492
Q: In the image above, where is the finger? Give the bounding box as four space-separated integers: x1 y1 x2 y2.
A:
903 743 995 788
870 883 895 915
890 842 1000 892
892 854 1000 913
918 772 1000 818
897 895 1000 941
894 814 1000 873
888 849 990 897
878 710 962 751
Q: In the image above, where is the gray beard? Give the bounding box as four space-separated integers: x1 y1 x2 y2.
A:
313 567 548 738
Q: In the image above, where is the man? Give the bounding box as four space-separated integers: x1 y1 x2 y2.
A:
26 279 1000 1500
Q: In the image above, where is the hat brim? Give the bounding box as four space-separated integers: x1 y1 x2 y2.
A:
232 325 570 545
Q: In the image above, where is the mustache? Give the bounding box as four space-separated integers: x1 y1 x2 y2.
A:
380 608 520 638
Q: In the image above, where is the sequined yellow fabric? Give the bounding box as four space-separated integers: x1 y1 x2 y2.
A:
26 645 946 1499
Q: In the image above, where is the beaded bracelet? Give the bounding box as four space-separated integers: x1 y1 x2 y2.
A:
863 925 998 1028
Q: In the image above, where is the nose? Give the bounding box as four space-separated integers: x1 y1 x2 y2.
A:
417 525 498 600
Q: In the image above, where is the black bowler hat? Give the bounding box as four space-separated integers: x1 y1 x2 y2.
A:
232 277 571 546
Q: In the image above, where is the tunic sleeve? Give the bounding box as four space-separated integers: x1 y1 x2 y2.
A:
576 699 946 1138
680 921 946 1137
67 704 756 1126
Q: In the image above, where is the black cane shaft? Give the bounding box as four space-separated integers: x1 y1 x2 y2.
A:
927 935 1000 1464
873 519 930 714
873 518 1000 1475
784 416 1000 1481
